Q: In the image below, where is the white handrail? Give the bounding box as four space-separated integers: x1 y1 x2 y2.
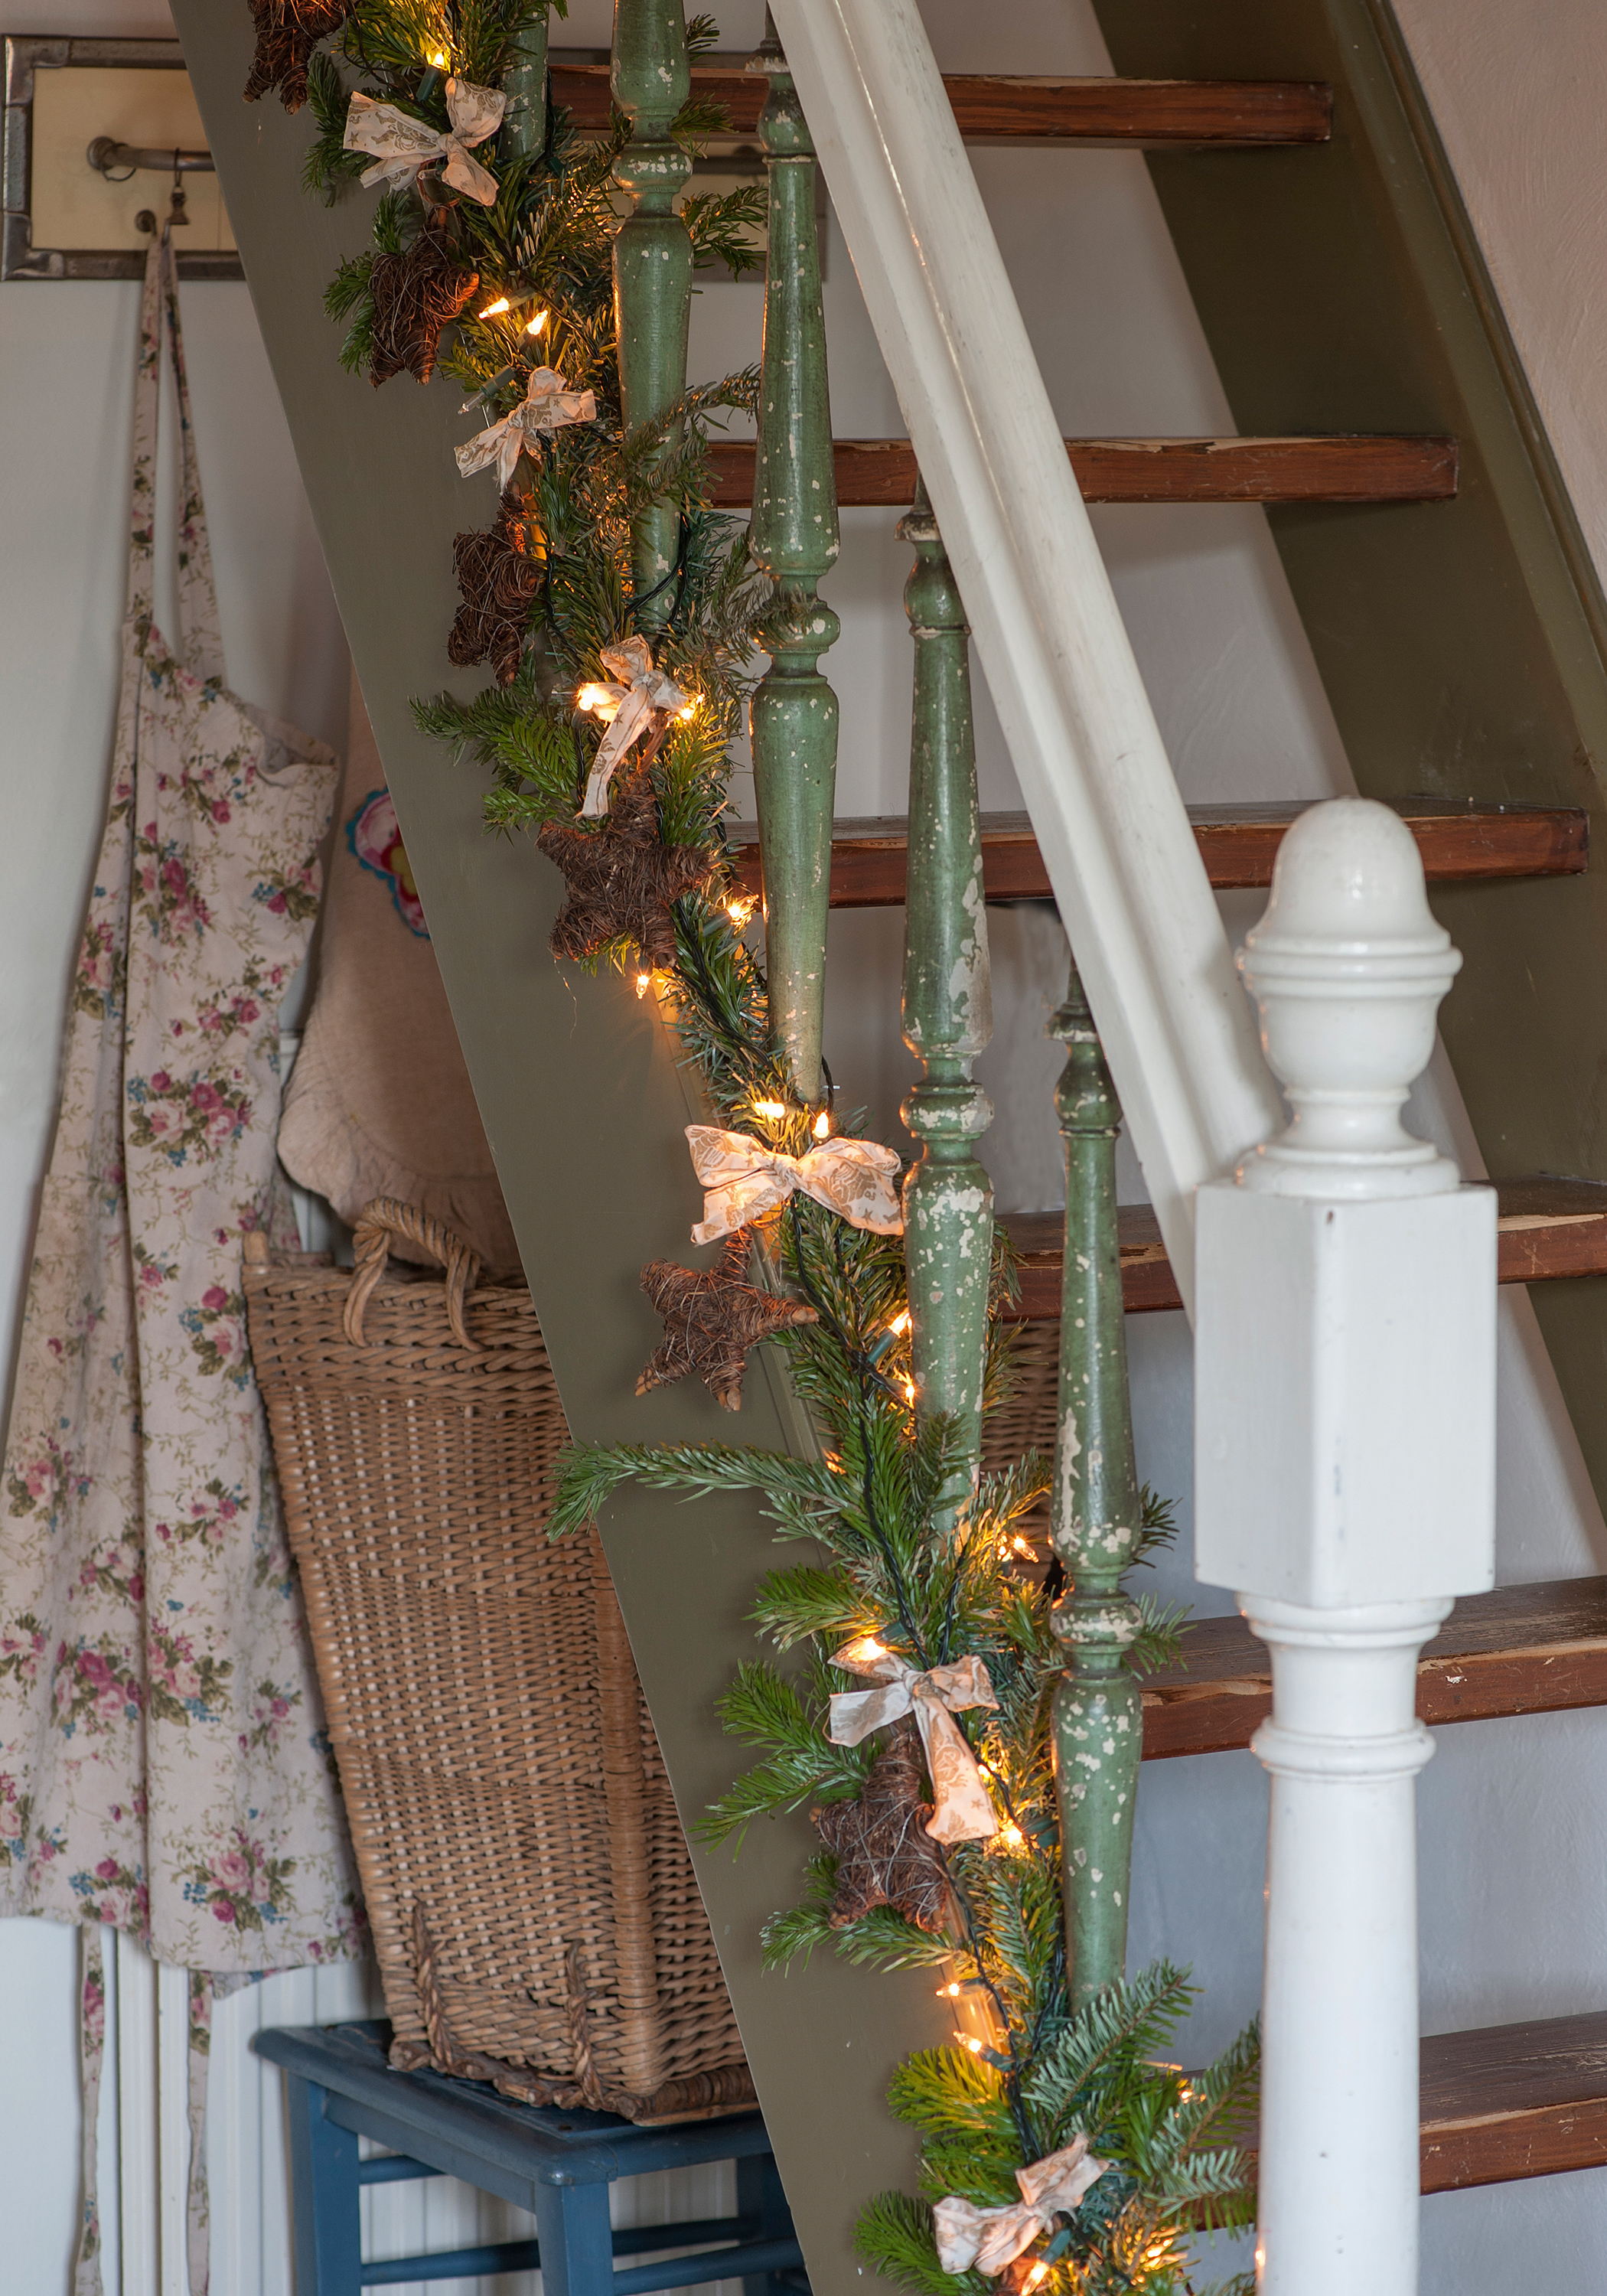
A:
767 0 1282 1313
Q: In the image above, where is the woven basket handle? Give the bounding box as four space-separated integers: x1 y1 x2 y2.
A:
344 1197 483 1349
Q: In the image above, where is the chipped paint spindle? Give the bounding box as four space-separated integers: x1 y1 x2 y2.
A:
898 479 993 1524
748 14 841 1105
1048 964 1145 2007
611 0 693 630
499 8 549 161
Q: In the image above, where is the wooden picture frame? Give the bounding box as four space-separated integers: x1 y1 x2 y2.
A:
2 36 243 280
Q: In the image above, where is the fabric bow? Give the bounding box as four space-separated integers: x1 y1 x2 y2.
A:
828 1637 999 1844
579 637 692 817
455 367 598 490
686 1125 904 1246
933 2138 1113 2278
344 79 507 205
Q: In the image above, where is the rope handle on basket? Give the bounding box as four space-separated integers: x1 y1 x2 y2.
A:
343 1197 483 1349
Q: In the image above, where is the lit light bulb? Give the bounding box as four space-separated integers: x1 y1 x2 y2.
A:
635 972 651 999
888 1309 911 1337
575 682 619 719
813 1110 831 1140
940 1981 962 1998
429 48 448 67
957 2033 984 2055
995 1822 1025 1854
1011 1534 1033 1557
478 296 511 318
1022 2265 1049 2294
526 308 549 336
901 1378 918 1406
752 1099 788 1121
725 894 756 928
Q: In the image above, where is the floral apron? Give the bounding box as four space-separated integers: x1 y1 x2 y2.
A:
0 236 363 2291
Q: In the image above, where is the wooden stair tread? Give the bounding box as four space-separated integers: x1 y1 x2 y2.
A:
999 1176 1607 1322
550 60 1332 145
1219 2011 1607 2190
1136 1574 1607 1763
705 435 1455 508
727 800 1586 910
1419 2011 1607 2191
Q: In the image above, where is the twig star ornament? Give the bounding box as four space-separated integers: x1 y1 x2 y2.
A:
367 210 478 386
536 764 712 970
243 0 348 112
448 492 541 687
457 369 598 491
813 1721 956 1932
637 1239 819 1411
344 80 507 205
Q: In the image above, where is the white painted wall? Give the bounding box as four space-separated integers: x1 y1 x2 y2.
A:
6 0 1607 2286
1393 0 1607 602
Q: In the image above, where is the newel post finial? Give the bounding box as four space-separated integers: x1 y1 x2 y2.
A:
1236 796 1461 1199
1194 796 1496 2296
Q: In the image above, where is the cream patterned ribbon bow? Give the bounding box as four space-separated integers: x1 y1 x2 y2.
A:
686 1125 905 1245
579 638 692 817
933 2138 1113 2277
455 367 598 490
829 1637 999 1844
343 79 506 205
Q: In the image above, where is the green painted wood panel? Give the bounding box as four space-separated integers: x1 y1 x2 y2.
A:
169 11 947 2285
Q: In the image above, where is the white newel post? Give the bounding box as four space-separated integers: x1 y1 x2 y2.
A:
1195 799 1496 2294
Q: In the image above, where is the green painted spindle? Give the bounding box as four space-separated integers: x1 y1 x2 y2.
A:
748 14 840 1106
611 0 693 630
500 8 549 162
1048 960 1145 2007
899 479 993 1524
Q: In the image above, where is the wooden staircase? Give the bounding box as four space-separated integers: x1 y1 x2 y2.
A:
703 34 1607 2226
174 9 1607 2276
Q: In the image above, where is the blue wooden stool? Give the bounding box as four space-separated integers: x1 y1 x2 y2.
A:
253 2022 806 2296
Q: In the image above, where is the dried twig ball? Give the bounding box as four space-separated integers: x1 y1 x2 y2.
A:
368 210 479 388
243 0 349 113
448 492 542 687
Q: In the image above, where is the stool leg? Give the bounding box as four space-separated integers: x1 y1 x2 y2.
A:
738 2153 799 2296
532 2180 614 2296
285 2073 363 2296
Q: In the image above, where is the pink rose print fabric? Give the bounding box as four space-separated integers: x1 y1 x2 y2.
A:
0 240 363 1976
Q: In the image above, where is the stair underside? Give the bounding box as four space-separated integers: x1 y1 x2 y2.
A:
551 62 1333 145
706 435 1456 507
727 801 1587 907
996 1177 1607 1321
1135 1574 1607 1762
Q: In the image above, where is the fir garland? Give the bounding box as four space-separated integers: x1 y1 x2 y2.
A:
262 6 1260 2288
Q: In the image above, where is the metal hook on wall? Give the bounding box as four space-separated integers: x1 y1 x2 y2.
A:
129 148 198 240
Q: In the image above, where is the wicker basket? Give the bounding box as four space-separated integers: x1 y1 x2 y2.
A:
980 1320 1061 1532
243 1199 755 2124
